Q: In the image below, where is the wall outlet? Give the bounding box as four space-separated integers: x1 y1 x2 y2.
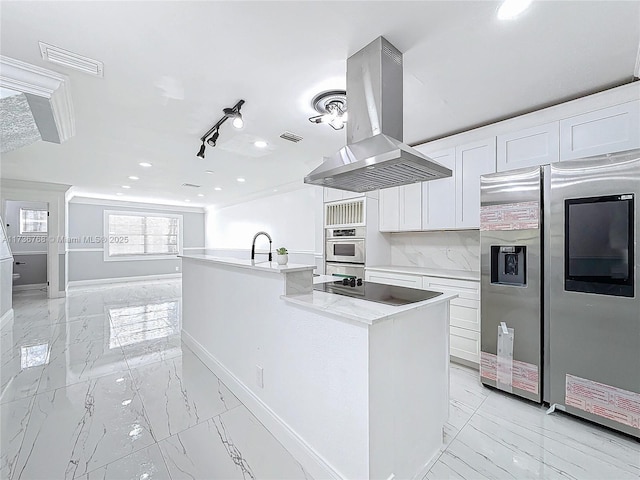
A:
256 365 264 388
175 266 179 272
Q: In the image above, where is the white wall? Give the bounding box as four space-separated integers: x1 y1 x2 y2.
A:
205 186 323 266
390 230 480 272
67 197 206 284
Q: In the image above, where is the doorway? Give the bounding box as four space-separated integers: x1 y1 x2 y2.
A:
3 200 49 295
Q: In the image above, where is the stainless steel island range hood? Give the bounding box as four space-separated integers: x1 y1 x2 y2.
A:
304 37 452 193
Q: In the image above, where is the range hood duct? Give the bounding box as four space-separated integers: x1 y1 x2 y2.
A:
304 37 452 192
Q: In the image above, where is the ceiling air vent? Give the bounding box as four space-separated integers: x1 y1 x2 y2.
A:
38 42 104 77
181 183 201 188
279 131 303 143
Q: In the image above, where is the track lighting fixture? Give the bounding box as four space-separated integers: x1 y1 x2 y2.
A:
197 141 205 159
224 106 244 129
206 128 219 147
196 99 245 159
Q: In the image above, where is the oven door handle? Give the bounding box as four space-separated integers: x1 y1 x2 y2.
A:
331 273 356 278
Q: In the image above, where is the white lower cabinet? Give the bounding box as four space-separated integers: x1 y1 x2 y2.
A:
423 275 481 366
449 326 481 364
366 269 482 366
364 271 423 289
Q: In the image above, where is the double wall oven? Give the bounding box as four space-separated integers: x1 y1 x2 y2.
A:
325 226 365 279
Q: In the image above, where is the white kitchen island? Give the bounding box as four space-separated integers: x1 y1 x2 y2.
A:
180 255 456 480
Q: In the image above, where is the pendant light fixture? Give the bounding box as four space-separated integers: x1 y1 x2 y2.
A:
196 99 245 159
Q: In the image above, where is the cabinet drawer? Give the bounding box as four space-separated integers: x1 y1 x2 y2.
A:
450 326 480 365
365 271 423 289
423 276 480 301
450 298 480 332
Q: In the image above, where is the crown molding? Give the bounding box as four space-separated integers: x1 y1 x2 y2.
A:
0 55 75 142
1 178 71 193
69 195 206 214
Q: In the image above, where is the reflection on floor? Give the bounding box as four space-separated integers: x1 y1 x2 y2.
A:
1 280 639 479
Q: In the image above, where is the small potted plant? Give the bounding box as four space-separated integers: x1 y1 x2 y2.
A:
275 247 288 265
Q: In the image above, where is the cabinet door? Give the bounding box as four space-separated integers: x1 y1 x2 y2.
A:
324 188 344 203
378 187 399 232
418 148 456 230
497 122 559 171
399 183 422 231
342 191 365 200
560 100 640 160
455 138 497 229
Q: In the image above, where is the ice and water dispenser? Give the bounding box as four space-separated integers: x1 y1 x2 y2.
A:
491 246 527 286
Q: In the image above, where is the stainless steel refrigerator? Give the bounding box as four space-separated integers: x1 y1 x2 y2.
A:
548 150 639 438
480 165 547 403
480 149 640 438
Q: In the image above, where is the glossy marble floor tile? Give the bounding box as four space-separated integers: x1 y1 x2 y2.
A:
426 365 640 480
130 347 241 441
159 405 311 480
80 444 171 480
3 282 639 480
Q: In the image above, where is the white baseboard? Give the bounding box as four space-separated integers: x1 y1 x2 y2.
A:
0 309 14 329
181 330 343 480
13 283 47 292
67 273 181 288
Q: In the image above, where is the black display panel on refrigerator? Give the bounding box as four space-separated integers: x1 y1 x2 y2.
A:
565 194 634 297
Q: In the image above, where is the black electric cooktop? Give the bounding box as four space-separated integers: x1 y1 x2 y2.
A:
313 279 442 306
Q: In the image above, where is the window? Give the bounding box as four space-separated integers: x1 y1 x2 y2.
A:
20 208 48 234
104 210 182 260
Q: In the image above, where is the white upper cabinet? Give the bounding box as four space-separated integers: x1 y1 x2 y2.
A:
378 186 400 232
559 100 640 160
497 121 559 172
398 183 422 231
379 184 421 232
455 137 497 229
419 148 456 230
324 188 365 203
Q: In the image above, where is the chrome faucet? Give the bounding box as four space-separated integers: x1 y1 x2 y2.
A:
251 231 272 262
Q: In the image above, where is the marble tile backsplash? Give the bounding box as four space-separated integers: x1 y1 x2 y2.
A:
390 231 480 271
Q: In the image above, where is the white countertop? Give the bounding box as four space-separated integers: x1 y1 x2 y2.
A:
366 265 480 282
282 289 457 325
180 254 316 274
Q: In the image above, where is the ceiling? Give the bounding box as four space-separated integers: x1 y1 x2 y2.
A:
1 1 639 208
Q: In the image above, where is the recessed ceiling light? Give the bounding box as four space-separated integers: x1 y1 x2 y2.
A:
205 170 214 175
236 177 245 183
128 176 139 180
254 140 268 148
197 193 204 197
185 199 191 202
214 187 222 191
121 185 131 189
497 0 533 20
273 189 278 192
139 162 152 167
116 192 123 196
